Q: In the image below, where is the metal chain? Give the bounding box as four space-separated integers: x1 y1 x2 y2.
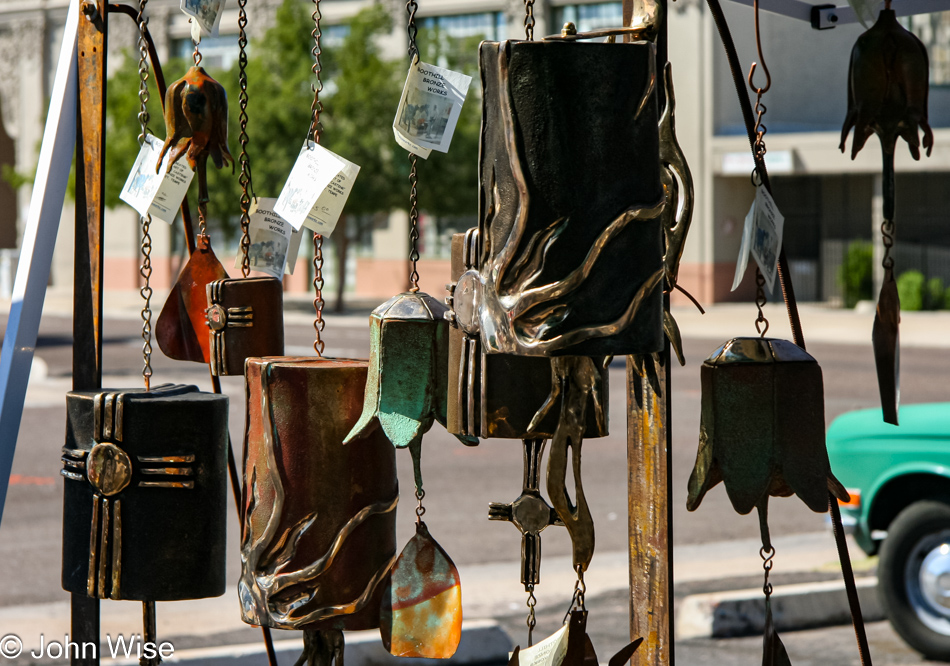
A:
525 585 537 647
760 544 775 597
415 487 426 523
755 268 769 336
136 0 153 391
881 218 895 279
524 0 536 40
307 0 324 146
562 565 587 621
192 30 202 66
237 0 254 277
312 233 325 356
405 1 421 293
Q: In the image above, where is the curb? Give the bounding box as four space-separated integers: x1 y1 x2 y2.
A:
114 620 512 666
675 577 884 640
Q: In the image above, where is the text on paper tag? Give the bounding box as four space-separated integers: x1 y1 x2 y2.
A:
180 0 225 36
510 623 569 666
393 61 472 159
233 198 304 279
274 142 349 232
119 134 195 224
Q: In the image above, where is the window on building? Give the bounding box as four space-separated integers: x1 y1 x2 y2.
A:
420 12 506 41
552 2 624 33
903 11 950 86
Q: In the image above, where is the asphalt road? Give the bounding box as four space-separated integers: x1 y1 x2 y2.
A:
2 310 950 664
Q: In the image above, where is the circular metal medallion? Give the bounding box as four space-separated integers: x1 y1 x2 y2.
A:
206 304 227 331
86 443 132 496
453 270 480 336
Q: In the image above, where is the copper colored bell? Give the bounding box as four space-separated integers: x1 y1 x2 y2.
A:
240 357 397 631
206 277 285 376
61 384 229 601
687 338 849 516
446 230 609 439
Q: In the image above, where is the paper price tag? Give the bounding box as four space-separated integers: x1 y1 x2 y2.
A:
732 185 785 292
233 198 304 279
750 185 785 292
510 623 568 666
180 0 225 37
301 155 361 235
119 134 195 224
274 143 347 232
393 61 472 159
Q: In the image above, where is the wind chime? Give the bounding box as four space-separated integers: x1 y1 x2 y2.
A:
839 0 932 426
685 4 852 663
239 6 397 666
445 2 686 658
62 2 228 657
155 6 284 372
344 2 467 658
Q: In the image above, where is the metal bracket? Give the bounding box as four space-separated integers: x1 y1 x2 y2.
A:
728 0 950 29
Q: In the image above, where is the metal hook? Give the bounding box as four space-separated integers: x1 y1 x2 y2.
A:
747 0 771 95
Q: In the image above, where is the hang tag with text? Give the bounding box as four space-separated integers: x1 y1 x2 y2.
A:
233 198 304 279
180 0 226 37
274 142 346 232
393 61 472 159
510 623 569 666
731 186 785 292
300 153 361 235
749 184 785 292
120 134 195 224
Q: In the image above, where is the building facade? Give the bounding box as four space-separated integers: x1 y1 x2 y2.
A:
0 0 947 305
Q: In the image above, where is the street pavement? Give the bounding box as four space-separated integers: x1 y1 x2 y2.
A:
1 291 950 664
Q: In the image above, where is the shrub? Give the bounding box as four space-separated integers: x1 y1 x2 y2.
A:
925 277 946 311
838 241 874 308
897 270 926 311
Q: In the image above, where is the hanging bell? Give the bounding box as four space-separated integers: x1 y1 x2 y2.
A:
446 230 609 440
206 277 284 376
159 65 233 174
156 234 227 364
687 338 849 516
61 384 229 601
240 357 397 632
458 38 665 357
345 291 474 448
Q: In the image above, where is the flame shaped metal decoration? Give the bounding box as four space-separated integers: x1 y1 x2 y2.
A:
380 521 462 659
840 7 931 425
687 338 849 516
158 66 234 174
345 292 477 449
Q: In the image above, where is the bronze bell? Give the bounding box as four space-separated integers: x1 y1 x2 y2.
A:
446 230 609 440
61 384 229 601
240 357 397 632
687 338 849 516
206 277 285 376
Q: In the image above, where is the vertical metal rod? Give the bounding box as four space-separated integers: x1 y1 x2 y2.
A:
73 1 109 663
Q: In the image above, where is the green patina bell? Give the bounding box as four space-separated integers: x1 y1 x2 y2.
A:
687 337 849 516
345 291 477 449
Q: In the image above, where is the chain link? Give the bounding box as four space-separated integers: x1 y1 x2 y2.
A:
881 218 895 277
760 545 775 597
312 233 326 356
415 487 426 523
525 585 537 647
237 0 254 277
406 0 419 63
562 565 587 622
136 0 154 391
408 155 420 292
524 0 536 40
754 268 769 337
307 0 324 146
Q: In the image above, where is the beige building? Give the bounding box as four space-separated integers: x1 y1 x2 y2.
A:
0 0 947 306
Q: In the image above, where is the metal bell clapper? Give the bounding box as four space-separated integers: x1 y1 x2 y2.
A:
840 5 932 425
687 338 850 517
344 291 477 449
240 357 398 637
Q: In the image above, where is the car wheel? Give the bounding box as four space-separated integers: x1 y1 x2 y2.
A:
880 500 950 659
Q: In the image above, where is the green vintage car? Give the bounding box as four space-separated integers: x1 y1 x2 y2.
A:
827 403 950 659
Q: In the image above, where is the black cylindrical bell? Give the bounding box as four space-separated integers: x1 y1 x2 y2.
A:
61 384 228 601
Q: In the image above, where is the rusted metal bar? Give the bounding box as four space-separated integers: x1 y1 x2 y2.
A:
73 1 109 663
625 1 672 664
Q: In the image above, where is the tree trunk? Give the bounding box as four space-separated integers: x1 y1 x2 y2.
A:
334 215 349 313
